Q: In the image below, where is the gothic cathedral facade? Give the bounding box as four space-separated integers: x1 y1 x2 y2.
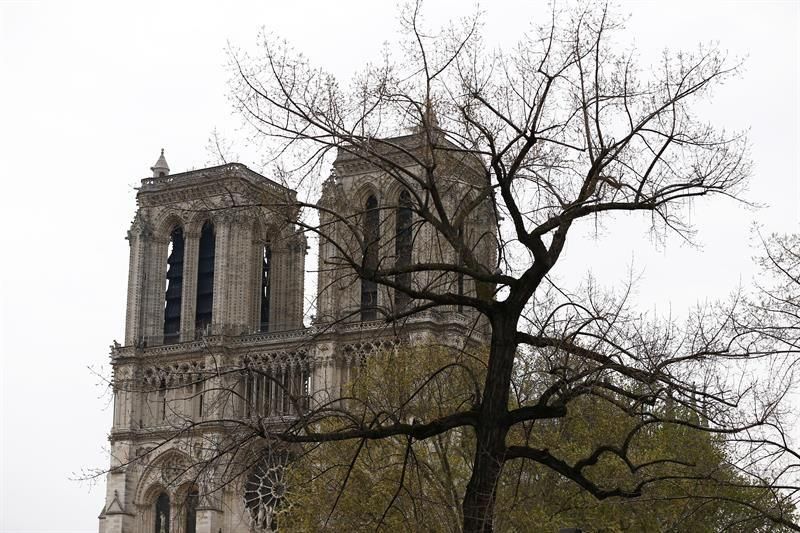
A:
98 134 493 532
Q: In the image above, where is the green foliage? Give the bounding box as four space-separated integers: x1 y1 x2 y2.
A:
279 343 479 532
500 396 794 532
277 345 795 532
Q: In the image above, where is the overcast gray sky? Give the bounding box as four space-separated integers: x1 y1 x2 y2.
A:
0 1 797 531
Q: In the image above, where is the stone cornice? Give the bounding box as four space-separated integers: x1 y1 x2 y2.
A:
137 164 298 209
110 315 486 370
140 163 290 194
333 134 485 183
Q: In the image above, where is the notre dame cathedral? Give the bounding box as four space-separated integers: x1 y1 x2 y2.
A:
98 130 493 532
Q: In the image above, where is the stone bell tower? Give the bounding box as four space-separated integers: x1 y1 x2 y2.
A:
98 152 307 533
123 151 306 347
99 137 493 532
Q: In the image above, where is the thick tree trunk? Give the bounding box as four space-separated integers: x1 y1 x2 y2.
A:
462 425 506 532
462 320 517 533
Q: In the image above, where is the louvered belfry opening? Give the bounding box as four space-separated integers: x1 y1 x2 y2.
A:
260 244 272 332
394 190 413 310
361 195 379 321
163 227 184 344
195 221 215 334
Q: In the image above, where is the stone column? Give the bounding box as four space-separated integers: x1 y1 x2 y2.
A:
99 441 137 533
288 233 306 328
250 234 264 332
225 216 254 335
124 229 146 346
180 231 200 342
310 342 340 406
202 353 227 420
142 236 169 345
211 217 229 336
112 365 135 430
316 235 334 323
268 241 288 332
210 212 256 336
269 231 306 331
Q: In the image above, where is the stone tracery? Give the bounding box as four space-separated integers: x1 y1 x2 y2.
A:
243 448 292 532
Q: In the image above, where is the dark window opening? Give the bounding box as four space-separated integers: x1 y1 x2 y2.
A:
361 195 379 321
260 244 272 332
155 492 170 533
163 227 184 344
185 489 199 533
394 191 413 311
160 378 167 421
195 222 215 334
192 381 204 419
245 373 255 418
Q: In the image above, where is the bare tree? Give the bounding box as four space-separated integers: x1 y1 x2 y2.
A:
745 233 800 359
96 4 799 532
219 3 800 531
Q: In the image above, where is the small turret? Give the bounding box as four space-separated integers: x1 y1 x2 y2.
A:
150 149 170 177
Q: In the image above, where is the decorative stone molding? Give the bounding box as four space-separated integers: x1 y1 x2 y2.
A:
339 338 400 365
127 211 153 240
241 349 310 373
112 366 134 390
140 361 206 388
103 490 133 516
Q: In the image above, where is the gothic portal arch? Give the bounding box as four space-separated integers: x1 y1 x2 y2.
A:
134 449 194 506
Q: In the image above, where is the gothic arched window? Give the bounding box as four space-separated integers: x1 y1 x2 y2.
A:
185 488 199 533
260 244 272 332
154 491 170 533
361 195 379 321
164 227 184 344
195 221 215 334
394 191 413 310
